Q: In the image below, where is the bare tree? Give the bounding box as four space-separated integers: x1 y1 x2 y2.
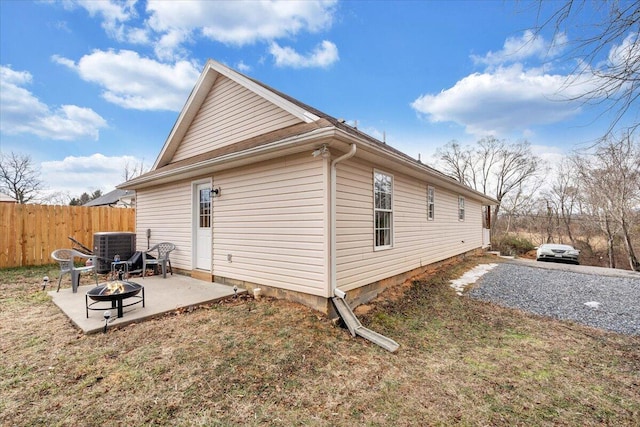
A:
437 137 541 235
123 159 147 181
544 158 581 245
534 0 640 138
0 151 43 204
41 191 72 206
436 141 472 184
542 198 558 244
499 181 538 235
574 133 640 270
578 172 620 268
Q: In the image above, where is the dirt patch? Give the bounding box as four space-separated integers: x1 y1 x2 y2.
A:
353 304 374 316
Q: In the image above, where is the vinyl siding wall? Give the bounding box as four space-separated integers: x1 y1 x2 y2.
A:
135 180 194 270
172 76 302 162
336 159 483 291
212 152 328 296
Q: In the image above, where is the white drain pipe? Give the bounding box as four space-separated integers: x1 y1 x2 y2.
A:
331 144 357 298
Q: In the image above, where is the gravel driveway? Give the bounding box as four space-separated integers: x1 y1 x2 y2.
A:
469 260 640 336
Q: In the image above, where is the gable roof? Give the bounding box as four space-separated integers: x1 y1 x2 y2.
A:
83 189 134 207
249 77 456 181
152 60 320 170
122 59 497 205
0 192 15 203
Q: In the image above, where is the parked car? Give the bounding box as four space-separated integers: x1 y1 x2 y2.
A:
536 244 580 264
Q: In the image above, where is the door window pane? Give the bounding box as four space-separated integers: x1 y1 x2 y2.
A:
200 189 211 228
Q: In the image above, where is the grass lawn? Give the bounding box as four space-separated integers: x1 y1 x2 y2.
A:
1 256 639 426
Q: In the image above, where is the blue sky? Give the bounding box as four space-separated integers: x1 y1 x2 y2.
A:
0 0 632 201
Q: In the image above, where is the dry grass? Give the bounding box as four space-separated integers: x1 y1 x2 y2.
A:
1 257 639 426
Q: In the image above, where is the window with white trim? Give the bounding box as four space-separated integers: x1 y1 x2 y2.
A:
458 196 465 221
427 186 435 221
374 171 393 248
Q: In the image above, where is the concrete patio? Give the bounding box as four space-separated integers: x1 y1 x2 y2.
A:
49 274 245 334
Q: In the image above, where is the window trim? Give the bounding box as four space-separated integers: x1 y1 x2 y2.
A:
373 170 393 250
458 195 465 221
427 186 435 221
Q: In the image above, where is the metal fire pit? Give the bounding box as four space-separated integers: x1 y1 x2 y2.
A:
86 281 145 318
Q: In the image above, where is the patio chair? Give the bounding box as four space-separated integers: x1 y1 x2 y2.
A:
51 249 99 293
142 242 175 278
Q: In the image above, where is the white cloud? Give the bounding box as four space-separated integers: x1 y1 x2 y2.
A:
472 30 567 67
236 61 251 73
412 64 587 135
153 28 191 61
73 0 135 23
54 20 72 33
69 0 138 41
53 50 201 111
360 125 385 142
411 30 603 137
126 26 150 44
60 0 339 66
146 0 336 46
41 153 141 196
270 40 339 68
531 144 566 168
606 32 639 84
0 65 107 140
1 65 32 85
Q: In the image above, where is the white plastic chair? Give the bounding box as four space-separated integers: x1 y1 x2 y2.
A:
51 249 99 293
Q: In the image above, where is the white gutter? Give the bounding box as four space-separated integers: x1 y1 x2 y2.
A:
333 128 497 206
331 143 357 298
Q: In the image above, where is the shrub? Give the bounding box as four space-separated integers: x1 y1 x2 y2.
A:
493 235 535 256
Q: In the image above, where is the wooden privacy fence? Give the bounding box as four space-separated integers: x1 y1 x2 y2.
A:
0 204 135 269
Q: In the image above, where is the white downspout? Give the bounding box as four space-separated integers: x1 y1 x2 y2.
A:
331 143 357 298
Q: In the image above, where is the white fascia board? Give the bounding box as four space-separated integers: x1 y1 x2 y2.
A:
152 64 219 170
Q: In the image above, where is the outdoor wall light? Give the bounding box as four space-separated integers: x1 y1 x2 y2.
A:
210 187 221 197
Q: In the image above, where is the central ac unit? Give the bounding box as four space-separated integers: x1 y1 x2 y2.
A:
93 232 136 273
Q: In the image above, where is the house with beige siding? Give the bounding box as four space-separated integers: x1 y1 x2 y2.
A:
119 59 496 313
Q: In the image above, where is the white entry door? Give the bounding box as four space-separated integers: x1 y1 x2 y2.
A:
195 182 212 270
